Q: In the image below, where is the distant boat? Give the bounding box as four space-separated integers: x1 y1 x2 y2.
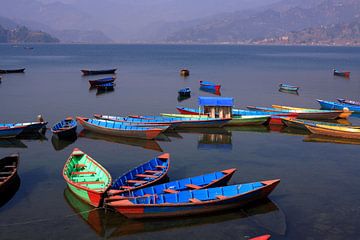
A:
0 153 20 194
180 69 190 77
81 69 117 76
279 84 299 92
89 77 115 87
178 88 191 97
51 117 77 139
333 69 350 78
200 81 221 92
23 46 34 50
337 98 360 106
96 82 114 90
0 68 25 74
317 99 360 113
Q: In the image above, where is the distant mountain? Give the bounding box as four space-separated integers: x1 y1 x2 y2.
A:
253 20 360 45
53 29 112 43
0 24 59 43
166 0 360 44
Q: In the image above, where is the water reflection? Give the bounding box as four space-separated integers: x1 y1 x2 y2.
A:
78 130 163 152
198 132 232 151
96 88 115 96
63 187 286 238
51 135 77 151
177 95 191 102
199 86 221 96
278 89 299 95
17 131 48 141
225 126 270 134
0 175 21 209
0 139 27 148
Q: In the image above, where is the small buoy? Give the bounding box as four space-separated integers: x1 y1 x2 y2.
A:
343 107 350 112
180 69 190 77
37 114 44 123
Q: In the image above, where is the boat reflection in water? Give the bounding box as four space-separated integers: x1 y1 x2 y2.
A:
17 131 48 141
63 186 286 238
0 138 27 148
278 89 299 95
304 134 360 145
51 135 77 151
0 175 21 208
78 129 163 152
225 125 270 134
199 86 221 96
177 95 191 102
96 88 115 96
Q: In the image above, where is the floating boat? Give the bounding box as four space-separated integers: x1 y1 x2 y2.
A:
63 148 112 207
108 153 170 196
105 168 236 201
95 114 230 129
89 77 115 87
0 68 25 74
0 121 47 134
279 84 299 91
337 98 360 106
76 117 164 140
305 124 360 139
96 82 114 90
106 179 280 219
281 118 353 131
161 113 270 126
180 69 190 77
0 153 20 194
317 99 360 113
249 235 271 240
178 88 191 97
247 106 344 120
81 69 117 76
199 86 221 96
199 81 221 92
333 69 350 78
272 104 352 119
0 126 24 138
51 117 77 139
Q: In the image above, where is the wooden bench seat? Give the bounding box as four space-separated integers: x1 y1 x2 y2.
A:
163 188 178 194
71 171 96 175
216 195 227 200
78 181 105 185
127 179 147 184
185 184 202 190
136 174 158 179
189 198 202 203
156 165 166 169
121 186 134 189
145 170 162 174
74 164 86 168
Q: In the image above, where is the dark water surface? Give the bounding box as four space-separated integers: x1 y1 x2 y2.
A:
1 44 360 240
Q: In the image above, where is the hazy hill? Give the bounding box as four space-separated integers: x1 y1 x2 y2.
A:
0 24 59 43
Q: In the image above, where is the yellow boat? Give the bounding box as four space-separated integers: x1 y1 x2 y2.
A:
305 124 360 139
272 104 352 119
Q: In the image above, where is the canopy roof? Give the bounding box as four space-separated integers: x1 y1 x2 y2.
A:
198 97 234 107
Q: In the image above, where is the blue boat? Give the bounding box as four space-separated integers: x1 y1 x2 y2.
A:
106 168 236 200
0 122 47 134
108 153 170 195
279 84 299 91
51 117 77 139
106 179 280 219
96 82 114 90
0 126 24 138
89 77 115 87
317 99 360 113
178 88 191 97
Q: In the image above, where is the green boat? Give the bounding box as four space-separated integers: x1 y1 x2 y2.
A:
63 148 112 207
160 113 270 126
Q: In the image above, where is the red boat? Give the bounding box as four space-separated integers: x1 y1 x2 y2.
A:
200 81 221 92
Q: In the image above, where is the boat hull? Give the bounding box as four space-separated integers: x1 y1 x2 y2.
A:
81 69 117 76
317 99 360 113
0 68 25 74
226 116 269 126
306 125 360 139
0 127 24 138
0 154 20 193
89 77 115 87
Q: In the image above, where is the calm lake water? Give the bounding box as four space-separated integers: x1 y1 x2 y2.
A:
1 44 360 240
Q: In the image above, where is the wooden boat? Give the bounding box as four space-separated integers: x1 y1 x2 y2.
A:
51 117 77 139
77 117 164 140
105 168 236 201
178 88 191 97
248 105 346 120
0 121 48 134
199 86 221 96
63 148 112 207
108 153 170 195
279 84 299 91
199 81 221 92
89 77 115 87
0 126 24 138
161 113 270 126
317 99 360 113
0 153 20 193
95 114 230 129
305 124 360 139
0 68 25 74
180 69 189 77
96 82 114 90
249 235 271 240
272 104 352 119
281 118 353 131
333 69 350 78
81 69 117 76
337 98 360 106
304 134 360 145
106 179 280 219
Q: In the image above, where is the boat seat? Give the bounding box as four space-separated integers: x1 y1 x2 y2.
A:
4 165 16 168
189 198 202 203
156 165 166 169
127 179 147 184
78 181 105 185
163 188 178 194
186 184 202 190
121 186 134 189
0 172 11 175
74 164 86 168
71 171 96 175
145 170 162 174
216 195 227 200
136 174 158 179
